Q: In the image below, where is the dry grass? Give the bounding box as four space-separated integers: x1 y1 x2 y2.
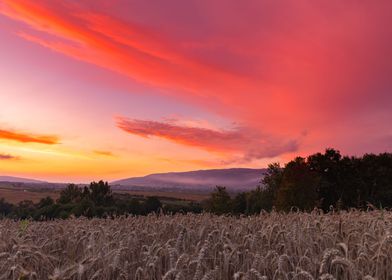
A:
0 210 391 279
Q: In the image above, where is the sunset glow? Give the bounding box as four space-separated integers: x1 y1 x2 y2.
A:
1 0 391 182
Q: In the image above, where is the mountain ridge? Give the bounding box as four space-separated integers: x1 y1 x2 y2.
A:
111 168 266 191
0 176 46 184
0 168 267 191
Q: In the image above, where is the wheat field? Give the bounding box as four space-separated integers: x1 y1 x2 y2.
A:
0 211 391 279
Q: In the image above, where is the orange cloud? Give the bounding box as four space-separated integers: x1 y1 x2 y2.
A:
93 150 115 157
0 129 59 145
0 153 19 160
116 117 298 162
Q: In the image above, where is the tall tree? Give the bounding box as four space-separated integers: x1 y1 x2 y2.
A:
88 181 113 206
275 157 319 211
261 162 283 210
58 184 82 204
206 186 232 214
307 148 342 210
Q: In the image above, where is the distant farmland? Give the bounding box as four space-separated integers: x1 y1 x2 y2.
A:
0 184 60 204
0 183 208 204
116 189 209 202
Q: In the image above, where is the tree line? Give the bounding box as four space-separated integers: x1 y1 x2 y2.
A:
206 149 392 214
0 181 202 220
1 149 392 219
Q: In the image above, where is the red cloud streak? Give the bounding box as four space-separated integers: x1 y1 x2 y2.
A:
0 129 58 145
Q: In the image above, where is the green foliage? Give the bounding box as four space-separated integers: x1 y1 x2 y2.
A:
230 165 282 215
275 157 319 211
206 186 232 214
232 192 247 214
0 198 13 217
143 196 162 214
262 163 283 202
14 200 35 219
86 181 113 206
127 198 142 215
58 184 82 204
19 220 29 235
245 186 270 213
163 201 203 214
37 196 54 208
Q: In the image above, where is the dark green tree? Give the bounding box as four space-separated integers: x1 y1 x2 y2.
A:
260 162 283 210
246 186 272 213
307 148 342 210
360 153 392 207
232 192 247 214
87 181 113 206
206 186 232 214
275 157 319 211
143 197 162 214
128 198 142 214
37 196 54 208
14 200 35 219
0 198 13 217
58 184 82 204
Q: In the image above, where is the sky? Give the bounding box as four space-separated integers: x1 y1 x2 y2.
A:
0 0 391 183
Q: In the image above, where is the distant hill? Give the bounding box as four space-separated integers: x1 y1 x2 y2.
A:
0 176 46 184
111 168 266 192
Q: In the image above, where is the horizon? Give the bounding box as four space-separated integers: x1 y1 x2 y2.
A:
1 1 391 182
1 149 390 184
0 166 266 184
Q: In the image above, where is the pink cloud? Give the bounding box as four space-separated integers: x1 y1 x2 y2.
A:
116 117 298 162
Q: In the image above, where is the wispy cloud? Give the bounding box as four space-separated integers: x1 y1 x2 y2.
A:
0 153 19 160
93 150 115 157
0 129 59 145
117 117 298 162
